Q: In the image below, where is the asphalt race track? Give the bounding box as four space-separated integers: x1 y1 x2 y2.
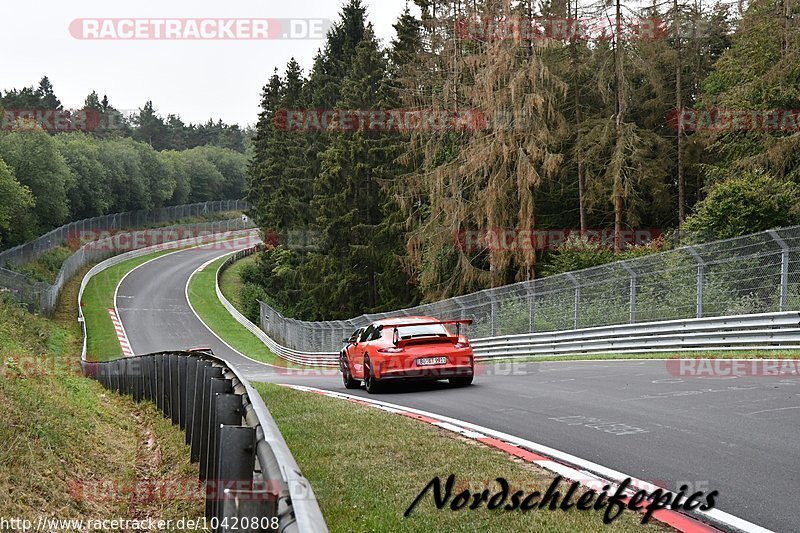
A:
117 243 800 532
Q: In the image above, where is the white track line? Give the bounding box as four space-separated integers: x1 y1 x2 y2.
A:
184 250 286 370
285 385 773 533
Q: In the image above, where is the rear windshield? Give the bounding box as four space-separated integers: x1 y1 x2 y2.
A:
395 324 449 339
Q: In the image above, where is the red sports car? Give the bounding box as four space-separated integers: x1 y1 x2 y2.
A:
339 316 474 393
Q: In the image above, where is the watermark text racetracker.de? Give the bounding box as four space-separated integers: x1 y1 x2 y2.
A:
0 517 205 532
455 228 662 252
69 18 331 40
667 358 800 377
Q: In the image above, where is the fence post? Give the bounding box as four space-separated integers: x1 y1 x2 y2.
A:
621 262 637 324
488 290 497 337
206 393 243 520
213 426 256 529
687 247 705 318
566 273 580 329
768 230 790 312
527 280 536 333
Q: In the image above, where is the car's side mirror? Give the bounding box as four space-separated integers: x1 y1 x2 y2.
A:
342 337 351 343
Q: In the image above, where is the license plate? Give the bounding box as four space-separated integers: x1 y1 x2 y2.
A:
416 357 447 366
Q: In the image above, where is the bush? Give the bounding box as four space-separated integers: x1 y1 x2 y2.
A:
682 169 800 240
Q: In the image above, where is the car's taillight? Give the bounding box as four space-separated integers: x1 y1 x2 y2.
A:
378 347 404 353
453 342 470 349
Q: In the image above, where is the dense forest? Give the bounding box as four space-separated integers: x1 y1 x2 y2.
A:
0 78 250 248
244 0 800 321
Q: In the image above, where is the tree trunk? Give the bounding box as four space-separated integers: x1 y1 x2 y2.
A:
675 0 685 224
613 0 625 251
571 0 586 234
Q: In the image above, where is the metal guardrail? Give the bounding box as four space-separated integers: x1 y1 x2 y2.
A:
3 217 255 316
470 311 800 359
216 248 338 368
257 226 800 353
78 233 328 532
0 199 250 316
0 199 248 267
224 308 800 366
78 230 257 359
83 352 328 533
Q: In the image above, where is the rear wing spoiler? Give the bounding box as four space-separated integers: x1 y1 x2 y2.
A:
385 319 473 345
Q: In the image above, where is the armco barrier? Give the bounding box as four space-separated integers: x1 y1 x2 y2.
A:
0 199 248 268
83 351 328 533
258 226 800 352
469 311 800 359
78 233 328 532
223 307 800 366
216 248 338 368
216 246 800 367
0 199 250 316
78 230 258 359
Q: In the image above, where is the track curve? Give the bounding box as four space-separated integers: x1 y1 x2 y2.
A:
116 243 798 532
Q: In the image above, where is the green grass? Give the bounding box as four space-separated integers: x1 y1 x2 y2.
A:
0 279 202 520
255 383 668 533
218 252 257 316
6 245 74 283
82 250 178 361
187 255 288 367
485 349 800 365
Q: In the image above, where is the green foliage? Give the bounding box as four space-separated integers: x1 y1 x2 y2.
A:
682 169 800 240
541 235 667 277
0 159 34 246
0 127 72 235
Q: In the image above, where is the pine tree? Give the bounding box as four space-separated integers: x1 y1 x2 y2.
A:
310 26 406 316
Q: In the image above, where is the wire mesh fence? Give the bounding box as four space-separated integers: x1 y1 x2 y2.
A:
0 199 248 268
0 200 252 316
259 226 800 353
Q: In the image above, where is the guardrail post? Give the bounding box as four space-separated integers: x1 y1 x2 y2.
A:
220 489 277 533
206 393 244 521
193 366 224 464
189 361 212 451
769 230 790 312
148 355 158 403
201 378 233 481
184 357 199 435
621 262 637 323
162 354 172 418
132 357 143 402
155 354 165 412
687 247 705 318
567 273 580 329
178 356 189 430
488 290 497 336
527 281 535 333
211 426 256 531
169 354 180 425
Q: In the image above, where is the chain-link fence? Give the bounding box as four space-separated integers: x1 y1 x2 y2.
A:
0 200 253 316
259 226 800 352
0 199 248 268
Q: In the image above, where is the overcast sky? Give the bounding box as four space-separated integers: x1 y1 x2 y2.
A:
3 0 412 127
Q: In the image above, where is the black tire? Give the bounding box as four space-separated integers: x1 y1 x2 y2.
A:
364 359 382 394
341 364 360 390
450 375 473 387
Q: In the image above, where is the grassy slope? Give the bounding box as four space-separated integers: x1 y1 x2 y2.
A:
82 250 178 361
256 383 668 533
0 272 201 520
187 255 287 366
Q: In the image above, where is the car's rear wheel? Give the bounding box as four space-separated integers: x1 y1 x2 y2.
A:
341 363 360 390
364 359 382 394
450 376 473 387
